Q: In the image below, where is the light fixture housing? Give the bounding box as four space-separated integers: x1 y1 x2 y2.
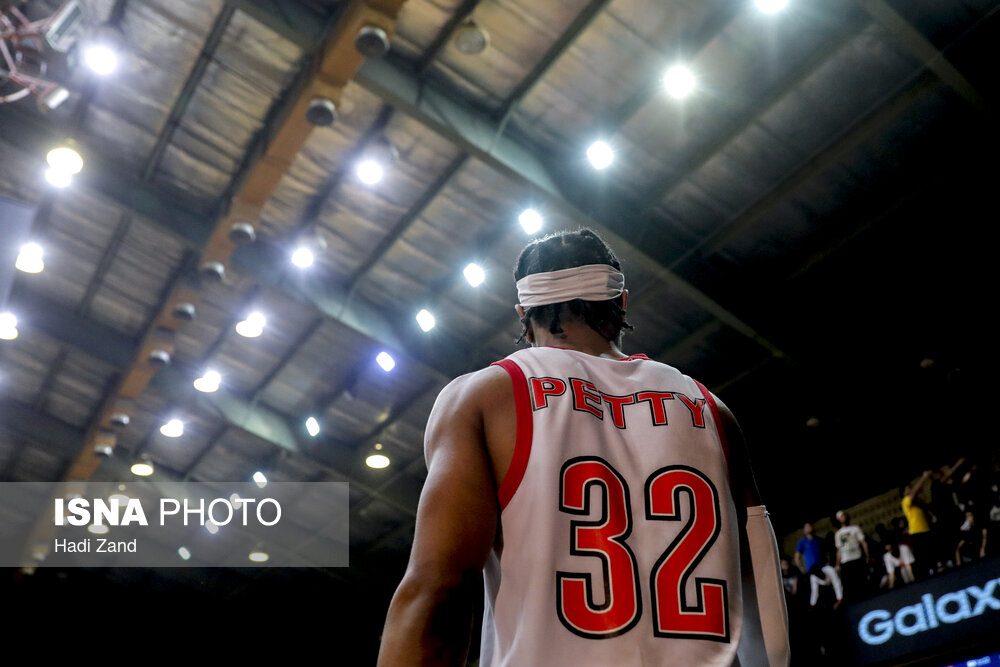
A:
306 97 338 126
235 312 266 338
463 262 485 287
160 418 184 438
754 0 789 13
193 370 221 393
130 461 154 477
453 21 490 55
415 309 436 332
586 141 614 170
46 146 83 174
366 453 390 469
44 167 73 188
0 312 18 341
518 208 543 234
82 25 123 76
376 351 396 372
662 64 696 99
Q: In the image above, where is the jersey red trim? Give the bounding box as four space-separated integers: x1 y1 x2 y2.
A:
541 346 650 362
694 380 731 483
492 359 533 510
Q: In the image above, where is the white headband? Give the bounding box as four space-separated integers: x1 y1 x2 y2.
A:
516 264 625 308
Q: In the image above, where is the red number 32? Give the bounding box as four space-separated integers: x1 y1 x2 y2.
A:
557 457 730 642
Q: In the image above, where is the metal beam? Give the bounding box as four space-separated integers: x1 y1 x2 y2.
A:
685 71 938 262
856 0 992 114
0 106 216 250
143 5 237 182
354 57 788 359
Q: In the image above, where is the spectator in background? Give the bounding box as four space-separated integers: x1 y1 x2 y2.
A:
955 511 988 565
795 522 824 576
882 539 915 589
902 470 934 578
781 556 800 605
809 560 843 609
834 510 869 602
929 457 965 569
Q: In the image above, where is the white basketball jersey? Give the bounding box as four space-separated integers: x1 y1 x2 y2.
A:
481 346 743 666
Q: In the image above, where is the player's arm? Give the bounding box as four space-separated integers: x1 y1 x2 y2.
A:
714 395 790 667
378 372 499 667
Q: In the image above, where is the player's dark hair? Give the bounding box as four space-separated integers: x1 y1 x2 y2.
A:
513 228 633 343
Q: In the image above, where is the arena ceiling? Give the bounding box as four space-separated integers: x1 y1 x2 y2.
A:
0 0 996 659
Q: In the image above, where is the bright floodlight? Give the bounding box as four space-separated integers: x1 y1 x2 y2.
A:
291 246 315 268
88 524 109 535
178 547 191 561
755 0 788 13
463 262 485 287
46 147 83 174
130 462 154 477
376 351 396 372
16 243 44 274
249 551 269 563
519 208 543 234
205 520 219 535
586 140 614 170
193 369 221 393
160 418 184 438
45 167 72 188
305 416 320 437
253 471 267 488
356 158 384 185
235 311 266 338
366 453 390 469
84 43 118 75
415 309 436 332
0 313 18 341
663 65 696 99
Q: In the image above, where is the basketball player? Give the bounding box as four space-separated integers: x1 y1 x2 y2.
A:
378 229 789 666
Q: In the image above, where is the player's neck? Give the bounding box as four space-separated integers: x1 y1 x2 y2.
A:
531 323 626 359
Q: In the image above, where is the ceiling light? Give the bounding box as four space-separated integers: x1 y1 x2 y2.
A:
88 524 109 535
193 369 221 393
84 43 118 75
178 546 191 561
356 158 384 185
453 20 490 55
44 167 72 188
253 471 267 488
518 208 543 234
463 262 485 287
0 312 18 340
235 311 265 338
130 461 154 477
16 243 45 274
248 551 269 563
108 493 129 505
663 65 696 99
305 416 320 437
82 25 123 76
755 0 788 13
205 520 219 535
46 146 83 174
366 453 390 469
376 351 395 372
291 246 315 268
160 418 184 438
586 140 614 170
415 309 436 332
